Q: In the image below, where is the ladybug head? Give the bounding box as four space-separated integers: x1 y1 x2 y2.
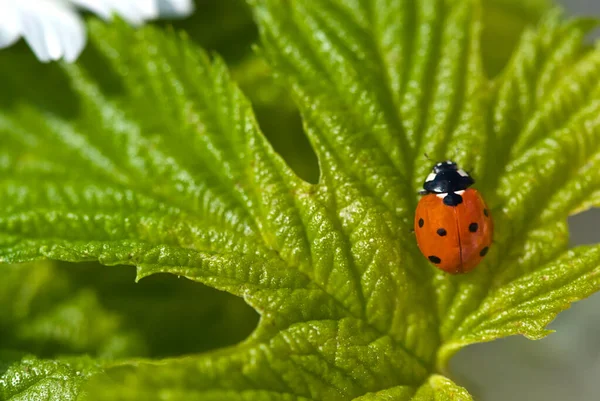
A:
423 160 474 194
433 160 457 173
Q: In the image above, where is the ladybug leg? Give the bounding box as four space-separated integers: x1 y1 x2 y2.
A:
418 189 429 195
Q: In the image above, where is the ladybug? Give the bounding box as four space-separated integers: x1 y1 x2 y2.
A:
414 160 493 274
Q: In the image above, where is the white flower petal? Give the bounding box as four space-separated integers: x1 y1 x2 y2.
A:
17 0 85 62
155 0 194 18
0 0 195 62
112 0 158 25
0 1 22 48
54 13 86 62
72 0 158 25
68 0 115 20
19 17 51 61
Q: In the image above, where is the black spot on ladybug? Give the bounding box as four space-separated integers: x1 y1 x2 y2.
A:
428 255 441 264
469 222 478 233
484 209 489 217
443 192 463 206
436 228 447 236
418 218 424 228
480 246 489 257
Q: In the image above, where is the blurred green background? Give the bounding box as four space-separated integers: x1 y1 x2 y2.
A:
1 0 599 400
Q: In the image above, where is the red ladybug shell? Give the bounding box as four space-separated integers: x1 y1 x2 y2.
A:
414 188 493 274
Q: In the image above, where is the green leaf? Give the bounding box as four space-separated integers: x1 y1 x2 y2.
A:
352 375 471 400
2 1 600 400
0 354 102 401
411 375 472 401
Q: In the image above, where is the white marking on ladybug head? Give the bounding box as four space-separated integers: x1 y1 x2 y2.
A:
426 172 436 182
436 190 464 198
458 169 469 177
